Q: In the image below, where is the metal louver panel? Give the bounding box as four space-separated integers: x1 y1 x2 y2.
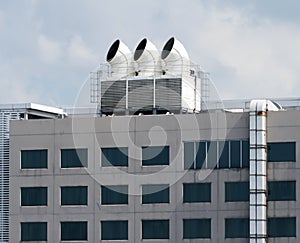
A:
101 80 126 110
0 111 20 243
156 78 181 109
128 79 154 110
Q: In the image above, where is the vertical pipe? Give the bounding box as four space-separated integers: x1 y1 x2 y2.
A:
249 100 268 243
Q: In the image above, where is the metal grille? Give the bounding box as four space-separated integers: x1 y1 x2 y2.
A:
0 111 20 243
128 79 154 109
156 78 181 108
101 80 126 110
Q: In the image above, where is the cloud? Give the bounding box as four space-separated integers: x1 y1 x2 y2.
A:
190 4 300 99
0 1 300 106
38 35 62 64
67 35 98 68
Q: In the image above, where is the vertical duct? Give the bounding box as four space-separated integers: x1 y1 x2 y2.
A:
249 100 280 243
134 38 162 76
161 37 190 76
106 39 135 78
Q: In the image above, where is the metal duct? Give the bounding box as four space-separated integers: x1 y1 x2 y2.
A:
106 39 135 78
161 37 190 76
249 99 280 243
134 38 162 76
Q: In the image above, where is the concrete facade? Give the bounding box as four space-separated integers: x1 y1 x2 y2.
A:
9 110 300 242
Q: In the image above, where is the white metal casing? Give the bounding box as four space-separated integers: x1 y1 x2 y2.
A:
134 38 162 77
106 40 135 78
161 37 190 76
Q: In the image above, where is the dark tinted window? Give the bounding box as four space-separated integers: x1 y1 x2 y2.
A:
268 142 296 162
142 185 169 204
230 140 240 168
184 142 194 169
21 187 47 206
21 149 47 169
183 219 211 239
242 140 249 167
183 183 211 203
61 186 88 205
21 222 47 241
196 142 206 169
142 220 169 239
207 141 217 169
225 218 249 238
268 181 296 201
61 148 87 168
101 221 128 240
142 146 169 166
219 141 229 168
101 147 128 167
225 182 249 202
61 221 87 241
101 185 128 205
268 217 296 237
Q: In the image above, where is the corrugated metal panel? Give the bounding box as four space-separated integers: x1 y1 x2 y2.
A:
101 80 126 110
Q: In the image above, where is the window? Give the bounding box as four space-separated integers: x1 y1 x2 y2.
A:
183 183 211 203
268 142 296 162
101 185 128 205
225 182 249 202
196 142 206 169
184 140 249 169
101 221 128 240
242 140 249 167
21 222 47 241
183 219 211 239
184 142 194 169
219 141 229 168
61 186 88 206
268 217 296 237
61 148 87 168
225 218 249 238
268 181 296 201
142 184 169 204
142 220 169 239
142 146 169 166
61 221 87 241
230 140 240 168
21 149 47 169
101 147 128 167
21 187 47 206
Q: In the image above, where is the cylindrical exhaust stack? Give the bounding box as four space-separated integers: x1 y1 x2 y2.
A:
106 39 135 78
134 38 162 76
161 37 190 76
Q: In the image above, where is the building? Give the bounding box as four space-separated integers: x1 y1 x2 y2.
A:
0 103 65 243
8 38 300 242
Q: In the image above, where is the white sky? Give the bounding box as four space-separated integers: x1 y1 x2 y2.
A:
1 0 300 107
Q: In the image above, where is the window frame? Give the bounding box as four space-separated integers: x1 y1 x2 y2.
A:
101 147 128 167
141 184 170 204
100 220 128 240
20 186 48 207
60 185 88 206
21 222 47 242
20 149 48 170
183 218 211 239
141 219 170 240
100 185 128 205
60 148 88 169
141 146 170 166
183 183 211 203
60 221 88 242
